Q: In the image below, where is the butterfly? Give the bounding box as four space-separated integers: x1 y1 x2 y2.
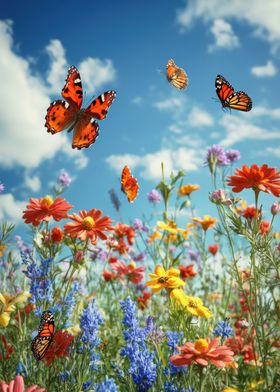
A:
121 166 139 203
166 59 188 90
45 65 116 149
31 310 54 360
215 75 252 112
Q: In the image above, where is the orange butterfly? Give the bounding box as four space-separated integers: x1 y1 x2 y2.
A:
31 310 54 360
121 166 139 203
166 59 188 90
215 75 252 112
45 66 116 149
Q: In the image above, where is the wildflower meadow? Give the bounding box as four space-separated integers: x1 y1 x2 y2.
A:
0 151 279 391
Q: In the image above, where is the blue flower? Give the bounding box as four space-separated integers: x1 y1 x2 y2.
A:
164 331 186 376
213 320 234 338
82 381 91 390
59 370 71 382
16 362 27 377
120 297 157 392
94 377 119 392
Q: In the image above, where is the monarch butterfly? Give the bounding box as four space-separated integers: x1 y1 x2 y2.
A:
215 75 252 112
31 310 54 360
121 166 139 203
166 59 188 90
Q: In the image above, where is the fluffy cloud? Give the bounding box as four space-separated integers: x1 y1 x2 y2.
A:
251 60 277 77
79 58 116 94
46 39 67 94
154 96 186 112
208 19 239 52
176 0 280 51
0 193 26 222
106 147 202 181
24 174 41 192
187 106 214 127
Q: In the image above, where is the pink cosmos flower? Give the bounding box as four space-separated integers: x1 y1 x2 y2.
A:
0 375 45 392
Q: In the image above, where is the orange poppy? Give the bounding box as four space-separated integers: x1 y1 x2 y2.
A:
227 164 280 197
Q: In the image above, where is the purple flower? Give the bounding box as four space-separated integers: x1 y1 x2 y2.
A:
131 252 146 262
58 171 72 187
205 145 229 173
271 201 280 216
210 189 232 206
147 189 162 204
133 218 144 230
225 149 241 163
188 249 200 262
0 182 4 193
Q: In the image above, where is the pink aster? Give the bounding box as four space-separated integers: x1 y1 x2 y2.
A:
170 338 234 368
22 196 73 226
0 375 45 392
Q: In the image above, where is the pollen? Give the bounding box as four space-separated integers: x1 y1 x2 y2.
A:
40 195 54 209
194 338 209 353
82 216 95 230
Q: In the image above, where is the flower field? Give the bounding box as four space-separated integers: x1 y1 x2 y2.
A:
0 154 279 392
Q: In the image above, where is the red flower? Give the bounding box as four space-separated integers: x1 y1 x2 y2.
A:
51 226 64 242
208 244 219 256
259 220 270 236
170 338 234 368
110 259 145 284
137 291 152 310
112 224 135 254
241 344 257 364
242 206 258 219
64 209 112 245
0 335 14 360
227 164 280 197
43 330 74 366
22 196 73 226
14 303 36 322
179 264 197 279
102 268 117 281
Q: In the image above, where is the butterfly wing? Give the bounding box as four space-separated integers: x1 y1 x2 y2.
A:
121 166 139 203
85 91 116 120
166 59 188 90
45 100 78 134
227 91 252 112
31 311 54 361
72 114 100 149
62 65 83 109
215 75 235 106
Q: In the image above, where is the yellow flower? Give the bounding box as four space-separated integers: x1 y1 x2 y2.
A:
65 324 81 336
0 244 6 257
192 215 217 231
146 265 185 293
221 388 239 392
147 231 162 243
226 361 239 369
207 292 222 301
0 291 31 327
248 380 264 390
170 289 212 318
274 232 280 239
157 220 178 234
178 184 200 197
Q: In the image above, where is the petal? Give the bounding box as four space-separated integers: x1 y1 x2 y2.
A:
155 265 166 276
14 375 24 392
195 357 208 366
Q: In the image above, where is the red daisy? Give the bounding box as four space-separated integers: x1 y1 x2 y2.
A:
43 330 74 366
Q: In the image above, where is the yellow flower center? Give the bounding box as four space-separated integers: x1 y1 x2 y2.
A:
188 300 198 308
82 216 95 230
194 338 209 353
158 276 169 284
128 261 136 269
41 195 54 209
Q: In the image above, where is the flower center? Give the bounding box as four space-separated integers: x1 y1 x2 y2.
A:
82 216 95 230
128 261 136 270
188 300 197 308
40 195 54 209
194 338 209 353
158 276 169 284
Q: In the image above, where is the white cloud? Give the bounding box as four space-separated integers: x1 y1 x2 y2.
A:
251 105 280 118
176 0 280 51
219 115 280 146
0 193 26 222
154 96 186 112
188 106 214 127
264 146 280 157
251 60 277 77
46 39 67 94
79 57 116 94
24 174 41 192
209 19 240 52
131 96 143 104
106 148 202 181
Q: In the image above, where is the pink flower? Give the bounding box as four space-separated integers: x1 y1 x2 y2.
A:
0 375 45 392
170 338 234 368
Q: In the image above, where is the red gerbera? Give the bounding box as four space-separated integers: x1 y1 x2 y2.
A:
43 330 74 366
64 209 112 245
179 264 197 279
227 164 280 197
22 196 73 226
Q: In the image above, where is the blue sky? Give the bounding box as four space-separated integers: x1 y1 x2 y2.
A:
0 0 279 236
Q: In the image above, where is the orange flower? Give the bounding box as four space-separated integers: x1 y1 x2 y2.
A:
137 291 152 310
43 330 74 366
227 164 280 197
64 209 112 245
178 184 200 197
22 196 73 226
0 244 6 257
242 206 258 219
51 226 64 242
170 338 234 368
192 215 217 231
259 220 270 236
208 244 219 255
179 264 197 279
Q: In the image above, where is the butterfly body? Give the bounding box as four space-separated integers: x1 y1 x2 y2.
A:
121 166 139 203
45 66 116 149
215 75 252 112
31 310 54 361
166 59 188 90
